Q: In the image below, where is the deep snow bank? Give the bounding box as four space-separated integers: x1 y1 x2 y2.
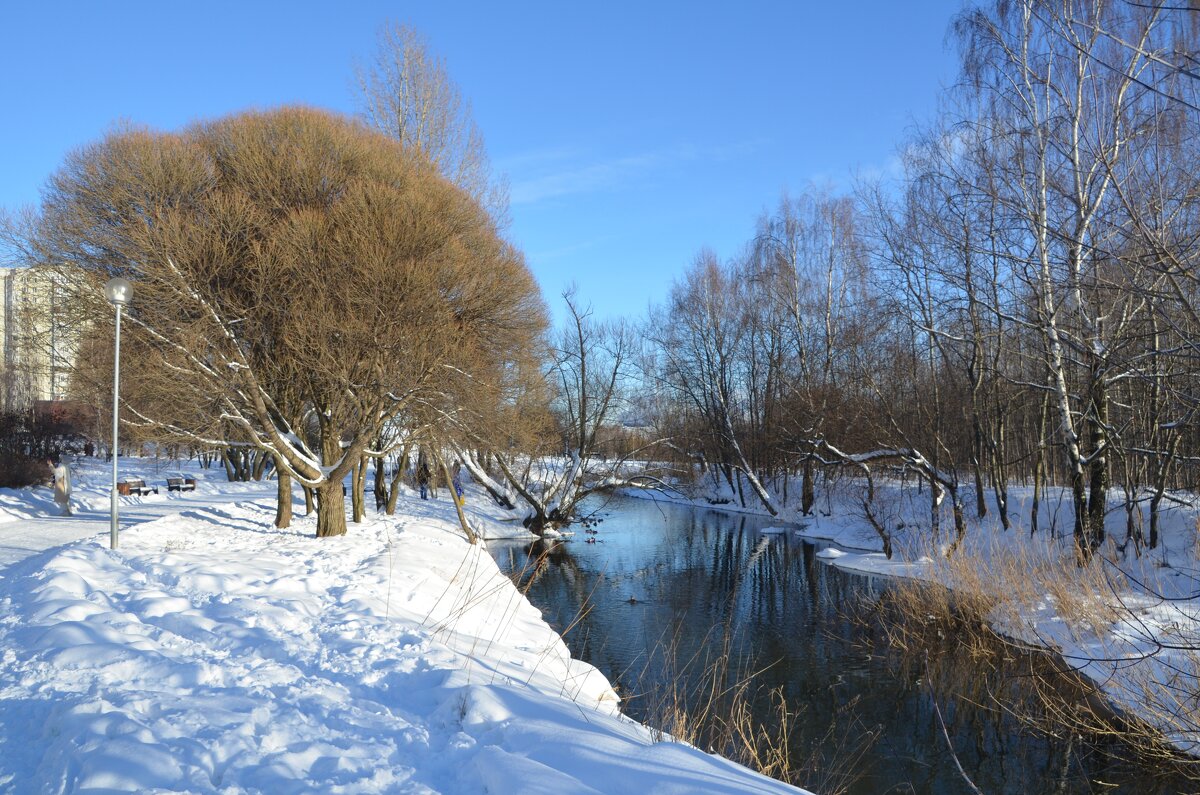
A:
0 478 807 794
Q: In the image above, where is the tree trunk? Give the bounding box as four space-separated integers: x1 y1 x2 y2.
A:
990 415 1010 531
1031 391 1049 537
252 450 268 481
1149 434 1179 551
862 496 892 559
493 452 551 533
801 455 815 516
236 449 251 481
971 413 987 519
386 465 405 515
930 472 941 544
351 456 366 523
315 482 348 538
457 447 515 508
385 442 412 515
275 466 292 529
947 484 966 556
1071 471 1089 559
1085 370 1109 555
423 447 440 498
1149 490 1163 551
437 452 477 544
373 455 387 512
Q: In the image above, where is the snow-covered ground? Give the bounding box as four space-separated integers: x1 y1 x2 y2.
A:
0 458 809 794
626 472 1200 755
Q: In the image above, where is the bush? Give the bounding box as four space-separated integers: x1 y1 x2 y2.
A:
0 453 51 489
0 406 88 464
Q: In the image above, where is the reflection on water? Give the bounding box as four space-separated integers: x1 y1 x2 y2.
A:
489 494 1191 795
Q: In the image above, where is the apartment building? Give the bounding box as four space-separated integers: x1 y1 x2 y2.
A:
0 266 76 412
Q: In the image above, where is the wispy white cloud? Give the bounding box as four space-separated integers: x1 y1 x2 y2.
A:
854 153 905 184
528 235 613 262
807 152 906 193
510 152 665 205
503 139 762 206
494 145 582 173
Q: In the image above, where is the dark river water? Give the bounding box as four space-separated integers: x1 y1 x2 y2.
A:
488 493 1191 795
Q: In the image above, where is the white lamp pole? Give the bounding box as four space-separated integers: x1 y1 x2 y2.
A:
104 277 132 550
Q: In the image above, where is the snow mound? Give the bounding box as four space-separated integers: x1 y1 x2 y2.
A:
0 487 807 794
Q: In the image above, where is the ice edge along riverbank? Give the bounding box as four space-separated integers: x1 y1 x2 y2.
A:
0 461 809 794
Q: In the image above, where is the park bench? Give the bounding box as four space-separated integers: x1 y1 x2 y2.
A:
117 478 158 496
166 474 196 492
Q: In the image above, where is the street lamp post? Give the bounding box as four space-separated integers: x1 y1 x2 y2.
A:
105 277 132 550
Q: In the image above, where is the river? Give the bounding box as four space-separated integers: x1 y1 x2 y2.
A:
488 493 1190 794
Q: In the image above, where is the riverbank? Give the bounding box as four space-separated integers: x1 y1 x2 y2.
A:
0 458 808 794
620 476 1200 758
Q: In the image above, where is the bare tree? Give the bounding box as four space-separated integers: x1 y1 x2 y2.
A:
356 22 508 223
751 190 874 514
35 107 543 538
652 251 779 515
957 0 1169 558
490 291 650 531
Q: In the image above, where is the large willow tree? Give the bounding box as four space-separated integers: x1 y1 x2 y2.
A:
37 106 545 538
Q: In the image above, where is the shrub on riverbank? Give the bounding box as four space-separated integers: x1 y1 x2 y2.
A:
875 540 1200 783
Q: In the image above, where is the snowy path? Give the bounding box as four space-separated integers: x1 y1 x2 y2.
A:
0 476 275 574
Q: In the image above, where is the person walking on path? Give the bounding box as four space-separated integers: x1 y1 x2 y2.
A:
451 462 464 503
51 457 72 516
417 461 431 500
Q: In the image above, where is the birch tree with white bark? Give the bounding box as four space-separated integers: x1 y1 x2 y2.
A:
957 0 1169 558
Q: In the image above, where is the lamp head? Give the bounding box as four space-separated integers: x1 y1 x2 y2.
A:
104 276 133 307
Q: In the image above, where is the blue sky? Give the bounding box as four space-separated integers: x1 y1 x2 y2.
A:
0 1 964 323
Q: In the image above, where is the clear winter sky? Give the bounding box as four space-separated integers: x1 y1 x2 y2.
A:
0 1 964 325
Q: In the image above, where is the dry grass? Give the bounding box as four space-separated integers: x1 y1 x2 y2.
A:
636 629 877 795
871 536 1200 783
929 540 1122 645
